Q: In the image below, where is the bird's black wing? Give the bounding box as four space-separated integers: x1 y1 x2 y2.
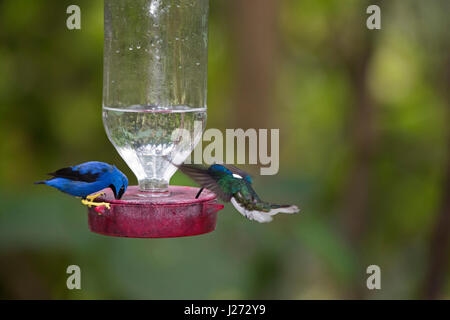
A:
178 164 233 202
48 167 100 183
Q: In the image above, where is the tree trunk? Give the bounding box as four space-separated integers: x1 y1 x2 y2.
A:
229 0 278 130
342 53 377 246
423 56 450 299
331 4 378 297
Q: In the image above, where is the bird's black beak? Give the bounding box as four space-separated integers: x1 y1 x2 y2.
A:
117 186 125 200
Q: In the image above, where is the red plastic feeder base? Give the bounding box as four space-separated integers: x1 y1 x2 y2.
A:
87 186 224 238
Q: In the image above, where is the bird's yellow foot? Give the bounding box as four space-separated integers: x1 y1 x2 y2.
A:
81 198 111 215
86 192 105 202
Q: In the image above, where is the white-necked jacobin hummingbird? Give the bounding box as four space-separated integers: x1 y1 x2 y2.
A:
175 163 300 223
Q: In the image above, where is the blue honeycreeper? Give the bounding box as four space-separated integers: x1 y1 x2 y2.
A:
35 161 128 208
174 162 300 223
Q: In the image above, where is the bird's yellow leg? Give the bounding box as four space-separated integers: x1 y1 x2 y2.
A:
81 198 111 210
81 193 110 215
86 192 105 202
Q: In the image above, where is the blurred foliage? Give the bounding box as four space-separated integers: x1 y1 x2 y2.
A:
0 0 449 299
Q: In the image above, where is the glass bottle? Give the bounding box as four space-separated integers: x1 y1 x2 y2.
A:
103 0 209 197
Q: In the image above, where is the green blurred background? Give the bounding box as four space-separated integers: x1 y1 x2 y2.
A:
1 0 450 299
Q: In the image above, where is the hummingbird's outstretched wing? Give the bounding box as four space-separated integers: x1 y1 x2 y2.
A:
177 164 233 202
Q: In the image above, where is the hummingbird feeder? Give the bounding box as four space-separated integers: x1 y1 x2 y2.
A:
89 0 223 238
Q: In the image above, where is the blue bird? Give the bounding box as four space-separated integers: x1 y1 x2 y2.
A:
35 161 128 209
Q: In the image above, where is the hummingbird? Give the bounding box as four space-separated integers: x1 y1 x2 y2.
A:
174 163 300 223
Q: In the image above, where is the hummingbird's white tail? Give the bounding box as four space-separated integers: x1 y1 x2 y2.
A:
230 197 300 223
